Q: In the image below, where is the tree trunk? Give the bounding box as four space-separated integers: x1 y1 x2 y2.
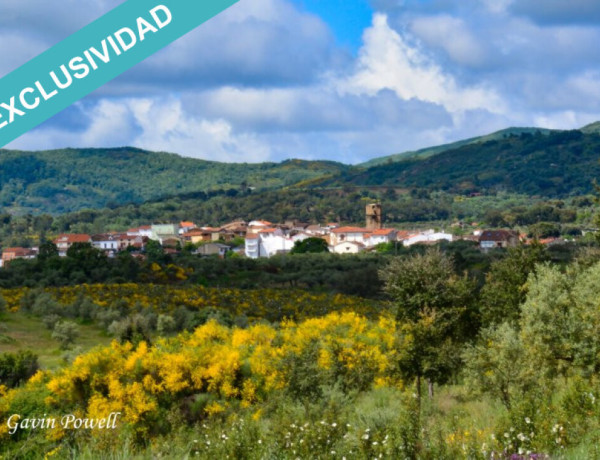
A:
427 379 434 399
416 374 422 405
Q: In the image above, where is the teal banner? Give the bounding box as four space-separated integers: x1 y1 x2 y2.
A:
0 0 239 147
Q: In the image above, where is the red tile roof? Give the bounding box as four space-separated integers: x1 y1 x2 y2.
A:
479 230 519 242
331 227 370 234
371 229 396 235
396 231 411 240
54 234 91 244
2 247 36 257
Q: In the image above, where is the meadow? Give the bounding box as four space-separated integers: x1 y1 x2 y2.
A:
1 246 600 459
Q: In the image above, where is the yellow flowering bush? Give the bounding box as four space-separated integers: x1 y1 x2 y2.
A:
0 312 401 441
1 284 381 321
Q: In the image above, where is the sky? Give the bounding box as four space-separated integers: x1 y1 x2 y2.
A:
3 0 600 164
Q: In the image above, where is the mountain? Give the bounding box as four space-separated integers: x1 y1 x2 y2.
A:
359 127 557 167
314 129 600 197
2 123 599 218
580 121 600 135
0 147 348 215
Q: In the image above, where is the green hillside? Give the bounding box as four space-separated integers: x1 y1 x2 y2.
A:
322 130 600 197
0 147 347 215
359 127 557 167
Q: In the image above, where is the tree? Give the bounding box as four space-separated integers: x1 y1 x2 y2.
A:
156 314 176 335
480 243 548 328
144 239 168 264
52 321 79 349
380 248 475 400
37 241 59 260
463 323 536 409
290 237 329 254
0 351 39 388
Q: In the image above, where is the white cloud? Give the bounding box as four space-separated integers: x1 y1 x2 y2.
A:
341 14 505 115
409 15 486 66
8 97 272 162
6 0 600 165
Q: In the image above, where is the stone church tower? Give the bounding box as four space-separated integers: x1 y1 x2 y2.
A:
366 203 382 230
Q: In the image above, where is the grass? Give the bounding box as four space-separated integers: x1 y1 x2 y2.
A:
0 312 112 370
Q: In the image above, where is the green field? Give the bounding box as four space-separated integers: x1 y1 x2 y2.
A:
0 313 111 369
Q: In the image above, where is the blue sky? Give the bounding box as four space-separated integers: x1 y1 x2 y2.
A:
293 0 373 52
3 0 600 163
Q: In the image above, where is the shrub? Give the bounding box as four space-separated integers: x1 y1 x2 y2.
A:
0 350 39 388
156 314 176 336
42 314 62 330
108 314 152 345
52 321 79 350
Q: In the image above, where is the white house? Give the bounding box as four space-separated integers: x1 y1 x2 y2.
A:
248 220 273 233
330 241 365 254
403 230 453 247
305 225 327 236
330 227 370 246
91 234 120 253
365 229 398 247
244 229 295 258
178 221 196 235
151 224 180 244
54 234 92 256
127 226 153 239
290 232 312 243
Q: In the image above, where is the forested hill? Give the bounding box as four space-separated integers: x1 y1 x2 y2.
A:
359 126 557 167
315 130 600 197
0 147 347 214
2 125 600 217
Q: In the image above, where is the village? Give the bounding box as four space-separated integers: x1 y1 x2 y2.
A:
0 203 563 267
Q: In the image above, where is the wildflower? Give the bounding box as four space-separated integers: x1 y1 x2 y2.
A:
525 417 531 424
362 434 370 440
258 440 262 444
331 423 337 427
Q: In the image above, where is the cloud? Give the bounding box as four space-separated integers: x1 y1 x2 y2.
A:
186 86 452 133
510 0 600 25
409 15 487 67
1 0 343 92
341 14 505 114
8 97 272 163
5 0 600 166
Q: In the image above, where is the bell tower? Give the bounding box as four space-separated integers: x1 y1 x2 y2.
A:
366 203 382 230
